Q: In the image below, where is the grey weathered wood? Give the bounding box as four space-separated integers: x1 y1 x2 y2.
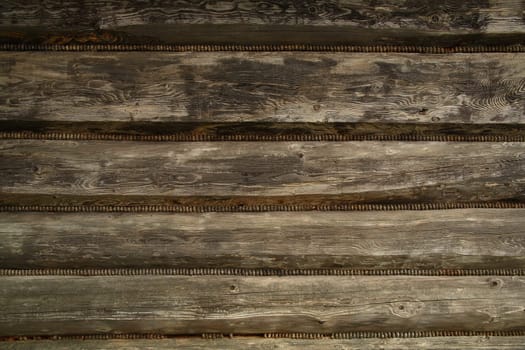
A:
1 140 524 200
3 336 525 350
3 0 523 31
1 275 524 336
2 52 525 123
1 1 525 45
1 210 524 269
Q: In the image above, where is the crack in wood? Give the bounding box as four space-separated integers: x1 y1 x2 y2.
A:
1 268 524 276
2 43 525 52
3 330 525 342
0 202 525 213
2 202 524 212
2 122 525 142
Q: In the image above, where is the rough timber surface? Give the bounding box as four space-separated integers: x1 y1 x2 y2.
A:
2 52 525 124
2 1 525 345
3 336 525 350
1 140 524 201
1 210 524 270
1 1 525 46
0 275 524 336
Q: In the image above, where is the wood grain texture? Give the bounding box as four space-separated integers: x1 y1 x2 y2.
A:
2 52 525 124
2 1 525 344
1 1 525 45
1 275 524 336
1 140 524 201
3 336 525 350
3 0 521 30
1 210 524 270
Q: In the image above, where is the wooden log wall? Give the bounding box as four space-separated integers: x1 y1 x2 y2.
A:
1 1 525 349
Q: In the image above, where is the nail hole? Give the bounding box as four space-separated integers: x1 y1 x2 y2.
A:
230 285 236 291
398 305 404 310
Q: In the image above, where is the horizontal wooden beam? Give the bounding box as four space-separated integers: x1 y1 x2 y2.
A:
1 210 524 270
1 140 523 201
3 0 522 31
3 336 525 350
1 275 524 336
2 52 525 123
1 1 525 46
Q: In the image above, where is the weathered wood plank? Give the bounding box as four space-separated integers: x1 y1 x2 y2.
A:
1 140 524 201
2 52 525 123
0 275 524 336
1 210 524 270
3 0 522 30
1 1 525 45
3 336 525 350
